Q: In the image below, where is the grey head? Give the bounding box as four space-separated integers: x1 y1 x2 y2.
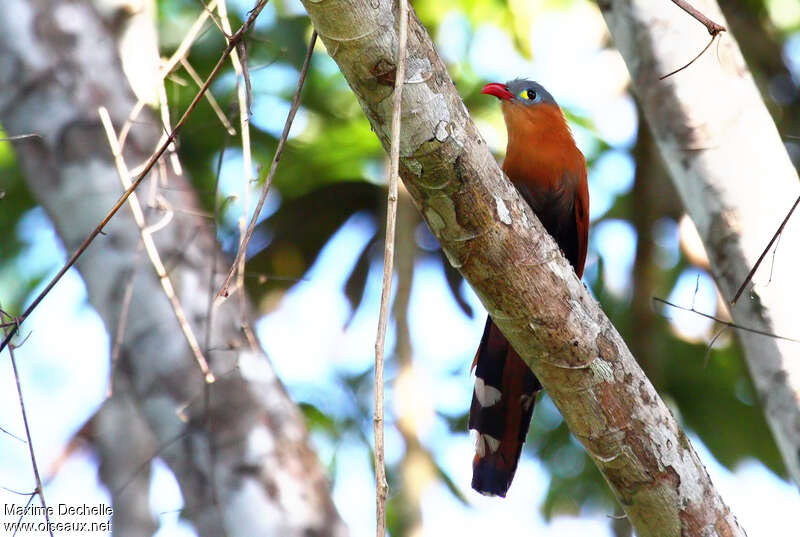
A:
505 79 558 107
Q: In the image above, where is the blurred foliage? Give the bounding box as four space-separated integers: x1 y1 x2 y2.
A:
0 129 34 264
1 0 798 533
0 128 40 316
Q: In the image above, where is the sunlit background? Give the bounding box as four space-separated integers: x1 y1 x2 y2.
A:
2 0 800 535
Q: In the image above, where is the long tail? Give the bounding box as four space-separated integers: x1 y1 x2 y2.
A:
469 316 542 497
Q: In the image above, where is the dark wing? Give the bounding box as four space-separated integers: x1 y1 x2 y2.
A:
515 168 587 278
573 168 590 278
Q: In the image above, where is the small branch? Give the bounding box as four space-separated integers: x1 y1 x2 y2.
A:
117 100 146 149
0 424 26 444
204 135 229 356
704 325 729 368
374 1 408 535
217 0 258 351
731 194 800 304
216 30 317 298
197 0 227 37
0 133 41 142
161 0 219 77
0 0 270 354
0 485 35 496
670 0 726 35
1 308 54 537
660 1 726 80
156 70 183 176
99 107 215 383
652 297 800 343
659 34 718 80
179 57 236 135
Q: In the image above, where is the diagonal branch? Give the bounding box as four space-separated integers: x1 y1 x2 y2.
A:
660 1 726 80
669 0 726 35
217 0 259 351
217 31 317 299
179 57 237 135
299 1 745 536
731 194 800 304
653 297 800 343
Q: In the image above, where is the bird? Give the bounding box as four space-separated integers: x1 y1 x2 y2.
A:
469 79 589 497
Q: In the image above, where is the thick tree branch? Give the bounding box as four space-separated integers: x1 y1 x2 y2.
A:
599 0 800 487
299 1 744 535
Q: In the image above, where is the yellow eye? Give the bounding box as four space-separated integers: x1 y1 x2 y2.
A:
518 90 528 100
519 88 537 101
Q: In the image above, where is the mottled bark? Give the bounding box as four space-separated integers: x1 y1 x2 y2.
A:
298 0 745 535
599 0 800 488
0 0 346 535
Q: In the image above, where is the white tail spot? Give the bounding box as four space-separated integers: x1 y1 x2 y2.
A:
470 429 501 457
484 434 501 453
474 377 502 407
470 428 486 457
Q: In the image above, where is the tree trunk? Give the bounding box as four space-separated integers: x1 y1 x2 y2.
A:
0 1 346 535
299 0 745 535
599 0 800 488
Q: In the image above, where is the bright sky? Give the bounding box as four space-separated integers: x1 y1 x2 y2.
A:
2 1 799 536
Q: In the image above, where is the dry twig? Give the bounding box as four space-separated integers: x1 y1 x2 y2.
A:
216 31 317 299
0 424 26 444
652 296 800 343
156 73 183 176
659 35 719 80
0 134 41 142
162 0 219 76
670 0 726 34
731 194 800 304
1 308 54 537
373 0 409 534
179 57 236 135
660 0 726 80
217 0 259 350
